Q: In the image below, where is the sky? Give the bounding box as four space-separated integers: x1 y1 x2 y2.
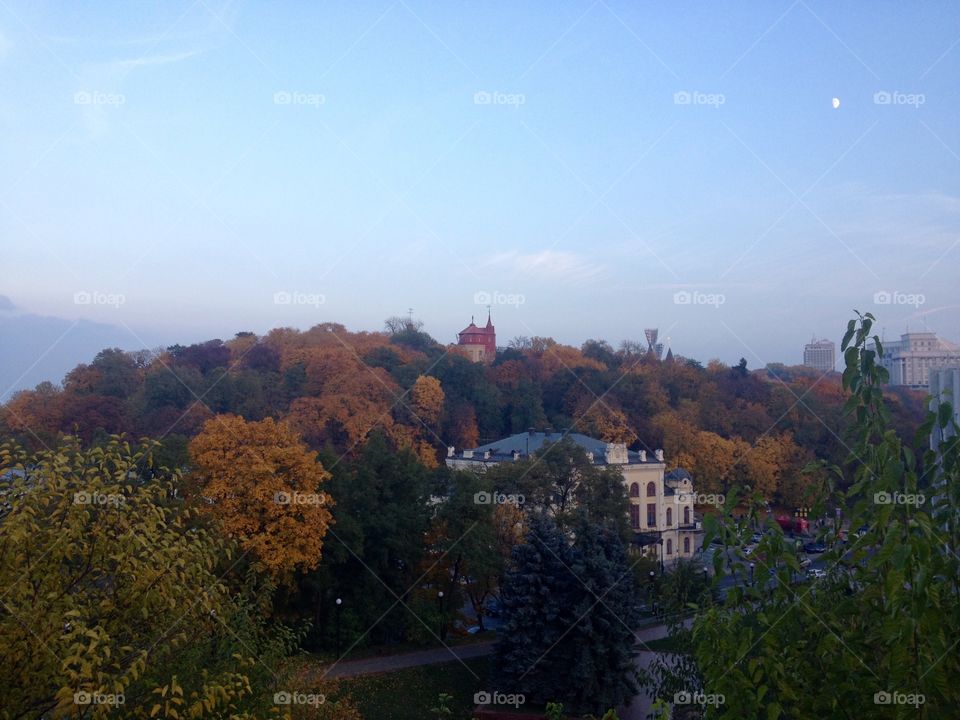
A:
2 0 959 382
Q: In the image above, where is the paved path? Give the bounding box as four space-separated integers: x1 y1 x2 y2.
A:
316 641 496 679
315 620 680 680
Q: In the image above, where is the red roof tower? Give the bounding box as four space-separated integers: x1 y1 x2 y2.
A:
457 310 496 363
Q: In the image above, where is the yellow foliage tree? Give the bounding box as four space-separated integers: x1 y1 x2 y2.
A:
411 375 444 427
189 414 333 576
0 436 275 719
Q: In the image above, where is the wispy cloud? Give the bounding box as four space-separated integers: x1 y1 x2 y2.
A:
480 249 605 282
109 48 204 72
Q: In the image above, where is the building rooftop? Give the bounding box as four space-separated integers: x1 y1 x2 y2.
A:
450 429 663 465
458 311 495 337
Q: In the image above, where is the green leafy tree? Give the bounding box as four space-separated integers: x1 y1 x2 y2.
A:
0 436 295 719
491 437 630 535
683 312 960 718
292 430 431 650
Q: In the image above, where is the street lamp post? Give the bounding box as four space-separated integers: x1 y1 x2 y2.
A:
649 570 656 614
437 591 444 641
335 597 342 656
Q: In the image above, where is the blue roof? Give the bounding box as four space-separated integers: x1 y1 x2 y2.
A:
467 431 654 464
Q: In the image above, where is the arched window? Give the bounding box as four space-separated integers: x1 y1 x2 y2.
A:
646 482 656 497
666 539 673 555
683 506 690 525
666 508 673 526
683 537 690 553
630 482 640 498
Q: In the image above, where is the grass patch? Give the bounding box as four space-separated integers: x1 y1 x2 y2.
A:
334 656 491 720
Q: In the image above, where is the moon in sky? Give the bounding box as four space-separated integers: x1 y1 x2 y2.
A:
832 97 841 109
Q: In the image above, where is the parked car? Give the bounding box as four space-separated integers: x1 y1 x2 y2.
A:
808 567 827 579
804 541 827 554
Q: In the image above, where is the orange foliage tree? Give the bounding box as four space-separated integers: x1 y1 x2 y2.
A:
188 414 333 576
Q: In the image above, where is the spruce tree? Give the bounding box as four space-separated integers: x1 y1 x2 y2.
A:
495 513 640 713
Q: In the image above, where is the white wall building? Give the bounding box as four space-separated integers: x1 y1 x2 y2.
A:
876 332 960 389
445 429 704 567
803 337 836 372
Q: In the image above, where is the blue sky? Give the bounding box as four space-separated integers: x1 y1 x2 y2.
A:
2 0 959 373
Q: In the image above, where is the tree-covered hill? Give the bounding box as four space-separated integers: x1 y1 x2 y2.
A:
0 318 926 506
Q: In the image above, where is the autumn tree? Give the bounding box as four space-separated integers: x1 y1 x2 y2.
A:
411 374 444 427
572 399 638 445
189 414 333 576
